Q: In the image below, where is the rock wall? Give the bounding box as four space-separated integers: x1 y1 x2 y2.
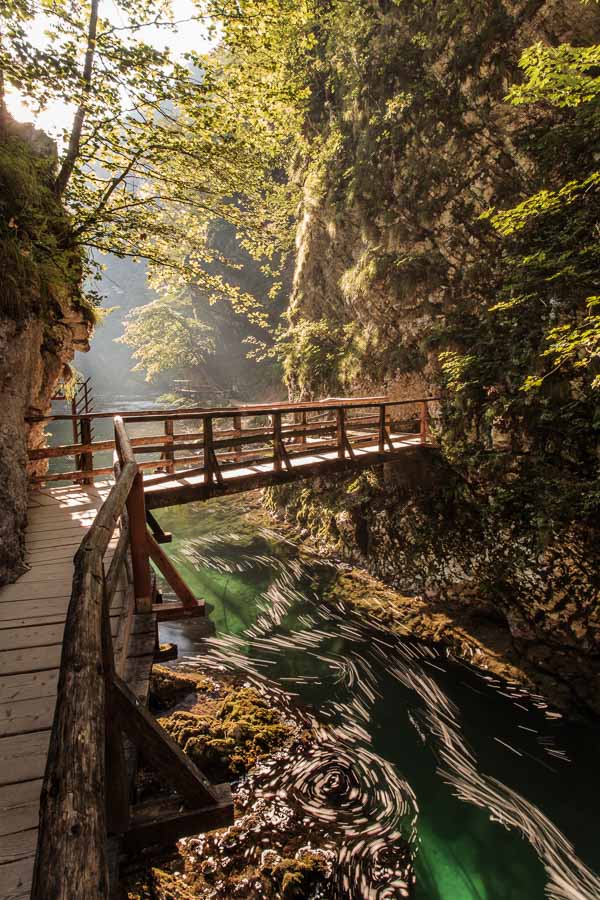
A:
0 120 90 584
277 0 600 712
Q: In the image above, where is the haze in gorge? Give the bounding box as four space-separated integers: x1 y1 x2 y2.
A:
0 1 599 898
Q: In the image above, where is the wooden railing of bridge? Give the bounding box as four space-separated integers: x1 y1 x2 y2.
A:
28 396 439 506
30 417 232 900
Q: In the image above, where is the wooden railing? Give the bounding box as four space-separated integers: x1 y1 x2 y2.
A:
30 417 232 900
27 396 439 487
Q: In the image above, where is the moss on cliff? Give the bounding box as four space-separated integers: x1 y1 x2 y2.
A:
0 122 85 322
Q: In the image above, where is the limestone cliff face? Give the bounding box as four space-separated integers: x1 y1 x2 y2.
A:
288 0 598 399
0 120 91 584
279 0 600 713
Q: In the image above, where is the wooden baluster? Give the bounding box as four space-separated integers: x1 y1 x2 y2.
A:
378 405 386 454
273 411 282 473
300 411 307 448
336 408 345 459
126 470 152 613
420 401 429 444
80 417 93 485
203 415 213 484
233 413 242 462
164 419 175 473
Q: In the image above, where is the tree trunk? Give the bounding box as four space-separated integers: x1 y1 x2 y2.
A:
54 0 100 198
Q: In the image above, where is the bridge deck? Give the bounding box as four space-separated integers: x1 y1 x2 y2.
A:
144 431 425 508
0 484 154 900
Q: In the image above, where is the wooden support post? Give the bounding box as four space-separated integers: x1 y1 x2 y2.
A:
203 415 213 485
80 417 93 485
126 471 152 613
101 570 129 835
336 408 345 459
164 419 175 473
420 401 429 444
146 509 172 544
378 405 386 454
147 529 199 609
111 674 220 806
273 411 282 473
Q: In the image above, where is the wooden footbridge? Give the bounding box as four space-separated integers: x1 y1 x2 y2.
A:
0 395 437 899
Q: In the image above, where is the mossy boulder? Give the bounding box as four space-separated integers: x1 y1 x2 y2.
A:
149 665 211 712
160 685 292 781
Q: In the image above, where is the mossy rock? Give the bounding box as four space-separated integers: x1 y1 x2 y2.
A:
262 852 331 898
149 665 204 712
160 685 293 781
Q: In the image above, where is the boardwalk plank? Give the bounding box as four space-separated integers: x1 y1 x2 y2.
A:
0 696 56 738
0 854 35 898
0 780 42 836
0 646 62 677
0 671 59 704
0 827 38 865
0 731 50 784
0 617 119 652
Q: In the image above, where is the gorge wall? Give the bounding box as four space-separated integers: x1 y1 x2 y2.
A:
0 119 91 584
277 0 600 713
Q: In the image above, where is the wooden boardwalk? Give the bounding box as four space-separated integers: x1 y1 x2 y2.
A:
0 483 155 900
144 431 425 508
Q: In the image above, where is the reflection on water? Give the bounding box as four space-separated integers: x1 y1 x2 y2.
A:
155 496 600 900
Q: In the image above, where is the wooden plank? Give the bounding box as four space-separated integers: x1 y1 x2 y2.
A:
0 617 118 652
0 695 56 737
0 780 42 836
25 518 97 537
0 826 38 864
0 854 35 897
0 646 62 677
0 581 74 603
0 671 59 704
0 731 50 784
0 592 123 624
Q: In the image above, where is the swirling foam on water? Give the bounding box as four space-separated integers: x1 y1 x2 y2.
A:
171 526 600 899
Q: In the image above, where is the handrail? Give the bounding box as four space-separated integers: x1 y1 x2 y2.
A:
25 394 439 423
31 416 232 899
31 457 137 898
28 396 441 486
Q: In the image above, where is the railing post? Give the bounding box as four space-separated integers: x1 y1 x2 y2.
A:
273 411 282 473
126 470 152 613
203 415 213 484
164 419 175 474
80 417 93 485
336 407 345 459
378 404 386 454
101 567 130 835
233 413 242 462
420 401 429 444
